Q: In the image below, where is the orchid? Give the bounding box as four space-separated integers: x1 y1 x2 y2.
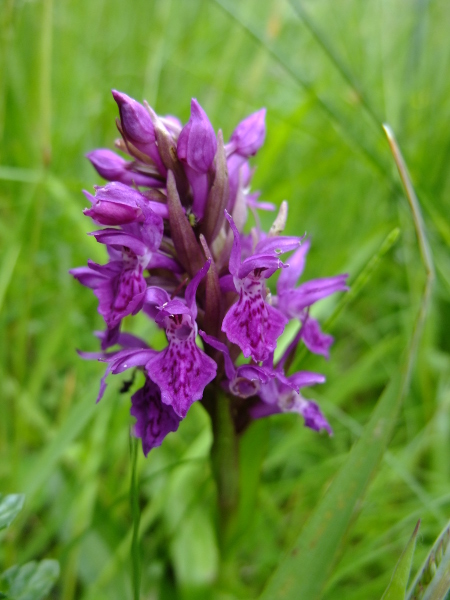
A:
72 91 348 457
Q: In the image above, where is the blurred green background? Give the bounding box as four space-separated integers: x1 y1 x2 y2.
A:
1 0 450 598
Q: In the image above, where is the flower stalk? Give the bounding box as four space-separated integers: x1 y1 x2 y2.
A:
205 390 240 553
71 92 349 562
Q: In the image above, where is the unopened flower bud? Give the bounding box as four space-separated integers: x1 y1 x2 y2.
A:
228 108 266 157
112 90 155 146
178 99 217 173
86 149 163 187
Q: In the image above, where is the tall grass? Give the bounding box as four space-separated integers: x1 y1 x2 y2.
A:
1 0 450 598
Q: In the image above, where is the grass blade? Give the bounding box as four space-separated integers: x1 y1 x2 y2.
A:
381 520 420 600
407 520 450 600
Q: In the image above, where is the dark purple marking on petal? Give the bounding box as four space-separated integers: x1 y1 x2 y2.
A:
95 256 147 328
222 273 288 362
146 313 217 417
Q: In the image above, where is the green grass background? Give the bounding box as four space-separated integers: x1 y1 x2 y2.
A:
1 0 450 598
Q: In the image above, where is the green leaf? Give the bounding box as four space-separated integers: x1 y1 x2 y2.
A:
407 520 450 600
381 521 420 600
0 495 25 531
0 560 59 600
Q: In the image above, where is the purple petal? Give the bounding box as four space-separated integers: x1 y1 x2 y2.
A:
185 259 211 316
131 378 181 456
112 90 166 173
187 168 209 220
277 240 311 293
112 90 155 145
100 323 121 350
145 286 171 308
228 108 266 157
292 397 333 435
226 153 247 213
279 274 349 315
94 330 149 349
90 229 149 257
249 400 281 419
107 347 156 373
238 254 285 280
199 330 236 381
254 236 301 256
86 149 162 187
229 364 271 398
224 210 242 277
287 370 326 391
95 347 156 402
222 273 288 362
70 265 108 289
302 317 334 358
146 339 217 418
177 99 217 173
147 252 183 273
95 262 147 328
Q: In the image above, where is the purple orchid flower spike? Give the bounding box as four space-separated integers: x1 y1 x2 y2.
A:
131 377 181 456
73 94 348 455
86 149 164 188
145 260 217 418
221 211 300 362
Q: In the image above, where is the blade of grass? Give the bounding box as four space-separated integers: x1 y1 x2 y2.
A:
380 520 420 600
212 0 393 185
407 518 450 600
288 0 383 127
19 377 121 501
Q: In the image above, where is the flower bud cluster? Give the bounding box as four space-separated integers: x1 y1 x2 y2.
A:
71 91 348 455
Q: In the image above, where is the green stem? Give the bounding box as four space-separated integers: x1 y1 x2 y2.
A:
130 437 141 600
207 391 240 554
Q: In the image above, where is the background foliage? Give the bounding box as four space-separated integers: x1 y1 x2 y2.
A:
1 0 450 598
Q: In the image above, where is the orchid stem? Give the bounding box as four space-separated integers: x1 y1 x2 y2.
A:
130 436 141 600
208 392 240 555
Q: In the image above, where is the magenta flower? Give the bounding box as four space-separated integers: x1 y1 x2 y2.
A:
72 91 348 455
221 211 300 362
144 260 217 417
